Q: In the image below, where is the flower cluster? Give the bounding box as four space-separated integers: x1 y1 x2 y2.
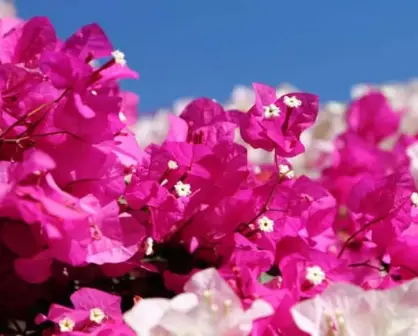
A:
3 16 418 336
134 79 418 181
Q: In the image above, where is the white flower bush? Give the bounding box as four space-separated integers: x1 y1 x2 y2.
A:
291 278 418 336
124 268 273 336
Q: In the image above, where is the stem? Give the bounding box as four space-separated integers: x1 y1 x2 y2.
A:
337 197 409 258
348 260 383 272
399 264 418 277
0 88 69 139
245 172 289 226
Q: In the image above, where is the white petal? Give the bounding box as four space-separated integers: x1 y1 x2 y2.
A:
124 298 170 336
291 296 324 336
170 292 199 312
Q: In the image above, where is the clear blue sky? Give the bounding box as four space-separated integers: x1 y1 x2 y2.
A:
17 0 418 114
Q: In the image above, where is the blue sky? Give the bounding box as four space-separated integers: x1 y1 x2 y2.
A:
17 1 418 113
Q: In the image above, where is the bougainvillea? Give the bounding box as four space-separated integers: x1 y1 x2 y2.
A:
2 16 418 336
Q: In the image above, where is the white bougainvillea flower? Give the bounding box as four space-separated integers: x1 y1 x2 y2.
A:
291 279 418 336
124 268 273 336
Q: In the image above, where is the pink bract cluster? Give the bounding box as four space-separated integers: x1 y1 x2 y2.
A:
2 17 418 336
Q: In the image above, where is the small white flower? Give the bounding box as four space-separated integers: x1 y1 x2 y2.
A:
168 160 179 170
119 111 127 123
278 164 295 178
411 192 418 206
111 49 126 66
90 90 98 96
253 165 262 174
145 237 154 256
306 265 326 286
89 308 106 324
263 104 281 119
124 173 133 185
174 181 192 197
284 95 302 108
59 317 75 332
257 216 274 233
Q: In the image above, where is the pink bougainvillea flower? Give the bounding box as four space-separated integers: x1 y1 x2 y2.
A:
43 137 126 205
46 197 144 266
170 97 238 147
48 287 123 333
279 248 351 300
9 17 57 68
61 23 113 61
239 83 319 157
345 170 414 248
346 91 400 144
119 91 139 125
125 179 184 243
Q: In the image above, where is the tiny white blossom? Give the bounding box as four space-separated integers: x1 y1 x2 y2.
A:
89 308 106 324
257 216 274 233
306 266 326 286
263 104 281 119
174 181 192 197
253 165 262 174
168 160 179 170
112 49 126 66
124 173 133 185
411 192 418 206
278 164 295 178
59 317 75 332
284 95 302 108
145 237 154 256
119 111 127 123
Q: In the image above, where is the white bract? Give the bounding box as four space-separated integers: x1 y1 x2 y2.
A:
124 268 273 336
291 278 418 336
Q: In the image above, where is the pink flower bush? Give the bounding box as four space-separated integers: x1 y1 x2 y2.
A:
3 15 418 336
